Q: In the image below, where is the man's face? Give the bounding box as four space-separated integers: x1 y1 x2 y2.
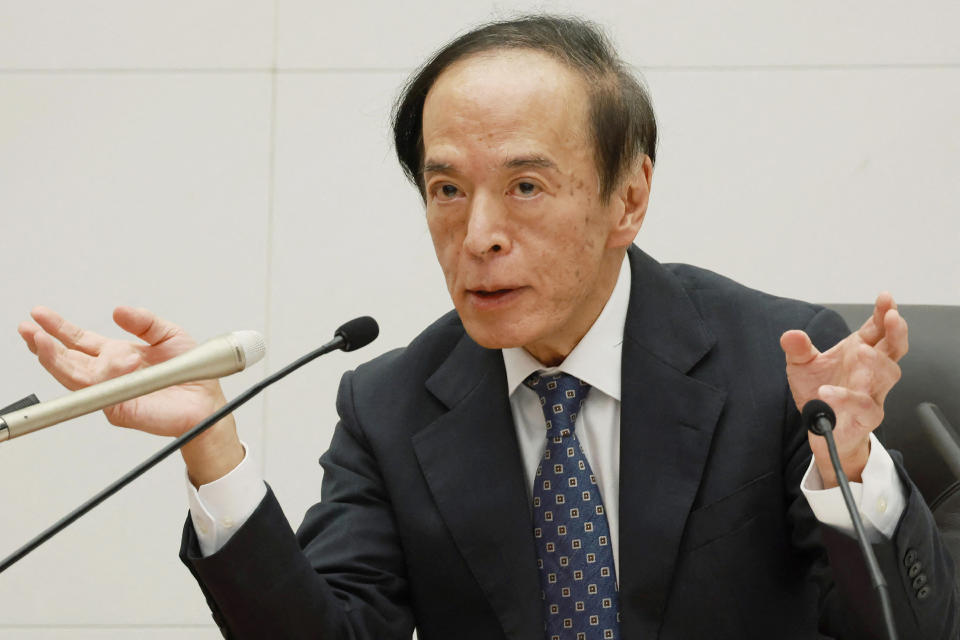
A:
421 49 645 364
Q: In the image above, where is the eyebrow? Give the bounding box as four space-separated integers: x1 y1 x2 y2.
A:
422 161 453 175
504 155 557 171
422 155 559 176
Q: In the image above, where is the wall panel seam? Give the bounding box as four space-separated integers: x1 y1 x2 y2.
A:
0 625 217 629
260 0 280 476
1 63 958 75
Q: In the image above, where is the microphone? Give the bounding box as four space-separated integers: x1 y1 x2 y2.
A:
801 399 898 640
0 316 378 574
0 331 266 443
801 398 836 437
334 316 379 352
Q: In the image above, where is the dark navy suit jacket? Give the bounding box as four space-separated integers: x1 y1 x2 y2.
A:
181 246 959 639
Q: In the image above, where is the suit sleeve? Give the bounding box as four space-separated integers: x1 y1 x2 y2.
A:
179 370 416 640
784 307 960 639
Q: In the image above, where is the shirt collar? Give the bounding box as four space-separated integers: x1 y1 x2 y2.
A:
502 254 630 401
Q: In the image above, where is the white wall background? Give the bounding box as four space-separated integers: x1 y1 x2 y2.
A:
0 1 957 637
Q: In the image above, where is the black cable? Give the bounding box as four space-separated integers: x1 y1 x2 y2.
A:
0 334 347 575
804 399 898 640
820 427 898 640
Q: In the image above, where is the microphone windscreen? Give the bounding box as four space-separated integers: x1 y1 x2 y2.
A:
233 330 266 366
335 316 379 352
801 398 836 435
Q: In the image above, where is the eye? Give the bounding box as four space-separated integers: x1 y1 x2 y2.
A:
510 181 541 198
432 183 462 201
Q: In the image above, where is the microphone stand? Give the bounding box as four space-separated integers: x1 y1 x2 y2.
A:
0 333 351 575
804 399 898 640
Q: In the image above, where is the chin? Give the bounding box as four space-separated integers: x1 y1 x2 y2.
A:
459 314 535 351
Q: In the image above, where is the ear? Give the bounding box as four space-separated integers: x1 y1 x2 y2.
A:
606 155 653 249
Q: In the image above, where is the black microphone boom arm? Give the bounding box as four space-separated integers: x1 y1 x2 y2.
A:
0 317 378 575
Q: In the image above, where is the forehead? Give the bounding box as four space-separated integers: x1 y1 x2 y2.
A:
422 49 592 165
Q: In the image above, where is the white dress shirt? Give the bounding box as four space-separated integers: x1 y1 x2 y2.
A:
189 255 906 559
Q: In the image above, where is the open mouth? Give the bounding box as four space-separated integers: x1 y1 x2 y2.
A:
472 288 514 298
467 287 524 309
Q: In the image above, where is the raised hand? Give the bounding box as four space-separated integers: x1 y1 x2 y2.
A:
780 293 908 488
18 306 244 485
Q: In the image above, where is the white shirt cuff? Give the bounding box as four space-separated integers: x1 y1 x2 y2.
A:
185 441 267 557
801 432 906 542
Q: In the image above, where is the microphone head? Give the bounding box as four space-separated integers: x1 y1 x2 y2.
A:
335 316 379 352
232 330 266 367
802 399 836 436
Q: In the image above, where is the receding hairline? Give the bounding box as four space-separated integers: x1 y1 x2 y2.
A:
426 44 601 105
420 48 598 173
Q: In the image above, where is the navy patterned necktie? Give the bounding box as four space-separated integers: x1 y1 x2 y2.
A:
524 371 621 640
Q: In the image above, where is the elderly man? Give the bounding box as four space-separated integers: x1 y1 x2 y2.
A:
19 15 958 640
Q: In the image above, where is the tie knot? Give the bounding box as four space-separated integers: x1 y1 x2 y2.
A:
523 372 591 437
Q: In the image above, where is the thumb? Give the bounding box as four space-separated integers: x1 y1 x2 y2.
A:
98 350 143 381
780 329 820 365
112 306 183 346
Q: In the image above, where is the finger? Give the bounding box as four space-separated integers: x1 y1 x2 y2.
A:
18 321 41 354
780 330 820 365
876 308 909 362
33 329 96 391
113 306 181 346
845 345 900 406
857 292 896 346
846 345 875 392
93 345 142 382
819 384 884 433
29 306 108 356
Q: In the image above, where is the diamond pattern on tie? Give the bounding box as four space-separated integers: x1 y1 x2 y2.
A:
525 372 620 640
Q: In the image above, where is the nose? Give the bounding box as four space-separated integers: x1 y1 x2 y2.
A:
463 190 511 258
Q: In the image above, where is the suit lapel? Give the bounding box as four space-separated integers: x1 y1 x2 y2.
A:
413 334 542 640
410 248 727 638
618 247 727 638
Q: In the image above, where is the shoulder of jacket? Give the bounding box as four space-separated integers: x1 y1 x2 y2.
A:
662 261 828 326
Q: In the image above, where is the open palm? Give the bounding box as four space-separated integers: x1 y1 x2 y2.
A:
18 305 227 438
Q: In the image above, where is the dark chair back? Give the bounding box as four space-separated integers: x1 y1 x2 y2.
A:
826 304 960 504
